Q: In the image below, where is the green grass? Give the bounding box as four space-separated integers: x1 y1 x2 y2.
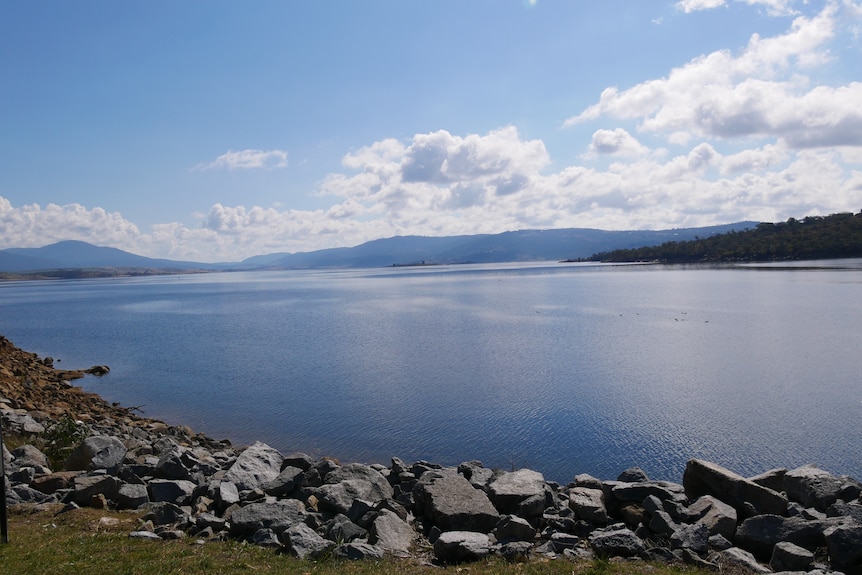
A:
0 505 713 575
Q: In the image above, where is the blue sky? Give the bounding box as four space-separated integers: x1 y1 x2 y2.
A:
2 0 861 262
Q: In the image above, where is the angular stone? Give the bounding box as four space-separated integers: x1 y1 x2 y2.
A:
31 471 80 494
326 513 367 542
129 530 162 540
11 444 49 469
823 521 862 570
73 474 120 506
413 469 499 533
550 532 580 552
222 441 284 491
735 514 826 559
217 481 240 507
492 514 536 543
588 527 645 558
281 522 334 559
687 495 737 539
261 465 304 497
569 487 608 524
433 531 492 563
143 502 189 526
769 541 814 572
669 523 708 554
281 452 315 471
683 459 787 517
648 510 679 538
827 501 862 524
488 469 546 516
316 463 394 514
66 436 126 474
610 481 686 505
574 473 604 490
715 547 771 574
371 508 416 555
148 479 197 505
228 499 306 536
117 483 150 509
748 468 786 492
155 446 193 480
250 528 281 548
333 542 385 560
617 467 649 482
783 465 844 512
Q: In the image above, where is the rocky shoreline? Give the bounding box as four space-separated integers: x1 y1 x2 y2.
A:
2 334 861 572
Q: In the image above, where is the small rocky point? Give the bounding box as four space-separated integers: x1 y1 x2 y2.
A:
3 335 862 572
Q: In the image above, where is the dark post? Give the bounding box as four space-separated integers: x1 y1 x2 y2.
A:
0 420 8 543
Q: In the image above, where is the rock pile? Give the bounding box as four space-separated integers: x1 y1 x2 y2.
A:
2 335 862 571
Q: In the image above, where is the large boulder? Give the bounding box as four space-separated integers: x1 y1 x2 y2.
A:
734 514 827 559
370 508 417 555
683 459 787 517
433 531 492 563
783 465 844 512
413 469 499 533
688 495 737 539
316 463 394 514
588 526 645 558
65 436 127 474
10 444 50 469
222 442 284 491
228 499 306 536
280 522 334 559
73 474 120 506
488 469 546 517
569 487 608 524
823 521 862 571
147 479 197 505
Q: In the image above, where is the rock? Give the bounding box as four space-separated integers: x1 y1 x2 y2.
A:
683 458 787 517
326 513 367 542
281 452 315 471
569 487 608 524
433 531 492 563
488 469 546 516
261 465 304 497
783 465 844 512
413 469 500 533
669 523 708 554
371 508 417 555
770 541 814 572
499 540 534 561
147 479 197 505
734 514 826 559
66 435 127 474
492 514 536 543
333 542 386 560
250 528 281 548
827 501 862 523
129 530 162 540
316 463 394 514
617 467 649 482
217 481 240 507
31 471 80 494
687 494 737 539
609 480 686 505
550 532 580 552
823 521 862 570
117 483 150 509
1 411 45 434
143 502 189 526
748 468 786 492
588 527 645 558
85 365 110 376
281 522 334 559
155 446 194 480
73 474 120 506
648 510 679 538
713 547 771 573
10 444 49 469
222 442 284 491
228 499 306 536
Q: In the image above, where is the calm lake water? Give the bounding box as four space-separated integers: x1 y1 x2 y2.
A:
2 260 861 484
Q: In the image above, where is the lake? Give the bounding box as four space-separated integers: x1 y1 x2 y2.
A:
1 260 861 484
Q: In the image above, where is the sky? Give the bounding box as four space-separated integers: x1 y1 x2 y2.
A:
1 0 861 262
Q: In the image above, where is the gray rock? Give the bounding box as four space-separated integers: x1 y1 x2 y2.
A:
433 531 492 562
248 528 280 547
574 473 604 490
228 499 306 536
770 541 814 572
195 512 227 532
148 479 197 505
827 501 862 523
66 436 126 474
748 468 786 492
281 522 334 559
713 547 771 573
550 532 580 552
569 487 608 524
488 469 546 516
670 523 709 554
413 469 500 533
155 446 193 480
648 510 679 538
683 458 788 517
2 411 45 434
708 533 733 551
73 474 120 506
617 467 649 482
499 540 534 561
117 483 150 509
588 527 645 558
261 465 304 497
783 465 844 512
735 514 826 559
688 495 737 539
143 502 189 526
316 463 394 514
823 521 862 570
222 441 284 491
492 514 536 543
129 530 162 540
610 480 686 505
333 541 386 560
326 513 367 542
10 444 49 469
217 481 240 507
281 452 315 471
371 508 416 555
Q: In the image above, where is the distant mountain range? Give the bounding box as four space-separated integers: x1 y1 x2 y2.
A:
0 222 757 275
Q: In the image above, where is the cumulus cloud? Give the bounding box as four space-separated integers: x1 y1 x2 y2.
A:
193 149 288 171
586 128 652 157
676 0 727 13
564 4 861 150
676 0 799 15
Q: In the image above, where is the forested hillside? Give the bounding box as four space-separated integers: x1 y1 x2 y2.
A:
589 212 862 263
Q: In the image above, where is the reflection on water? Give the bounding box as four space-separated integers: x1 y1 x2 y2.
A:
1 261 861 483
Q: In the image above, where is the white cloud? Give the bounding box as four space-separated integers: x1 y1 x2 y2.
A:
676 0 727 13
586 128 652 157
676 0 799 15
193 149 288 171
